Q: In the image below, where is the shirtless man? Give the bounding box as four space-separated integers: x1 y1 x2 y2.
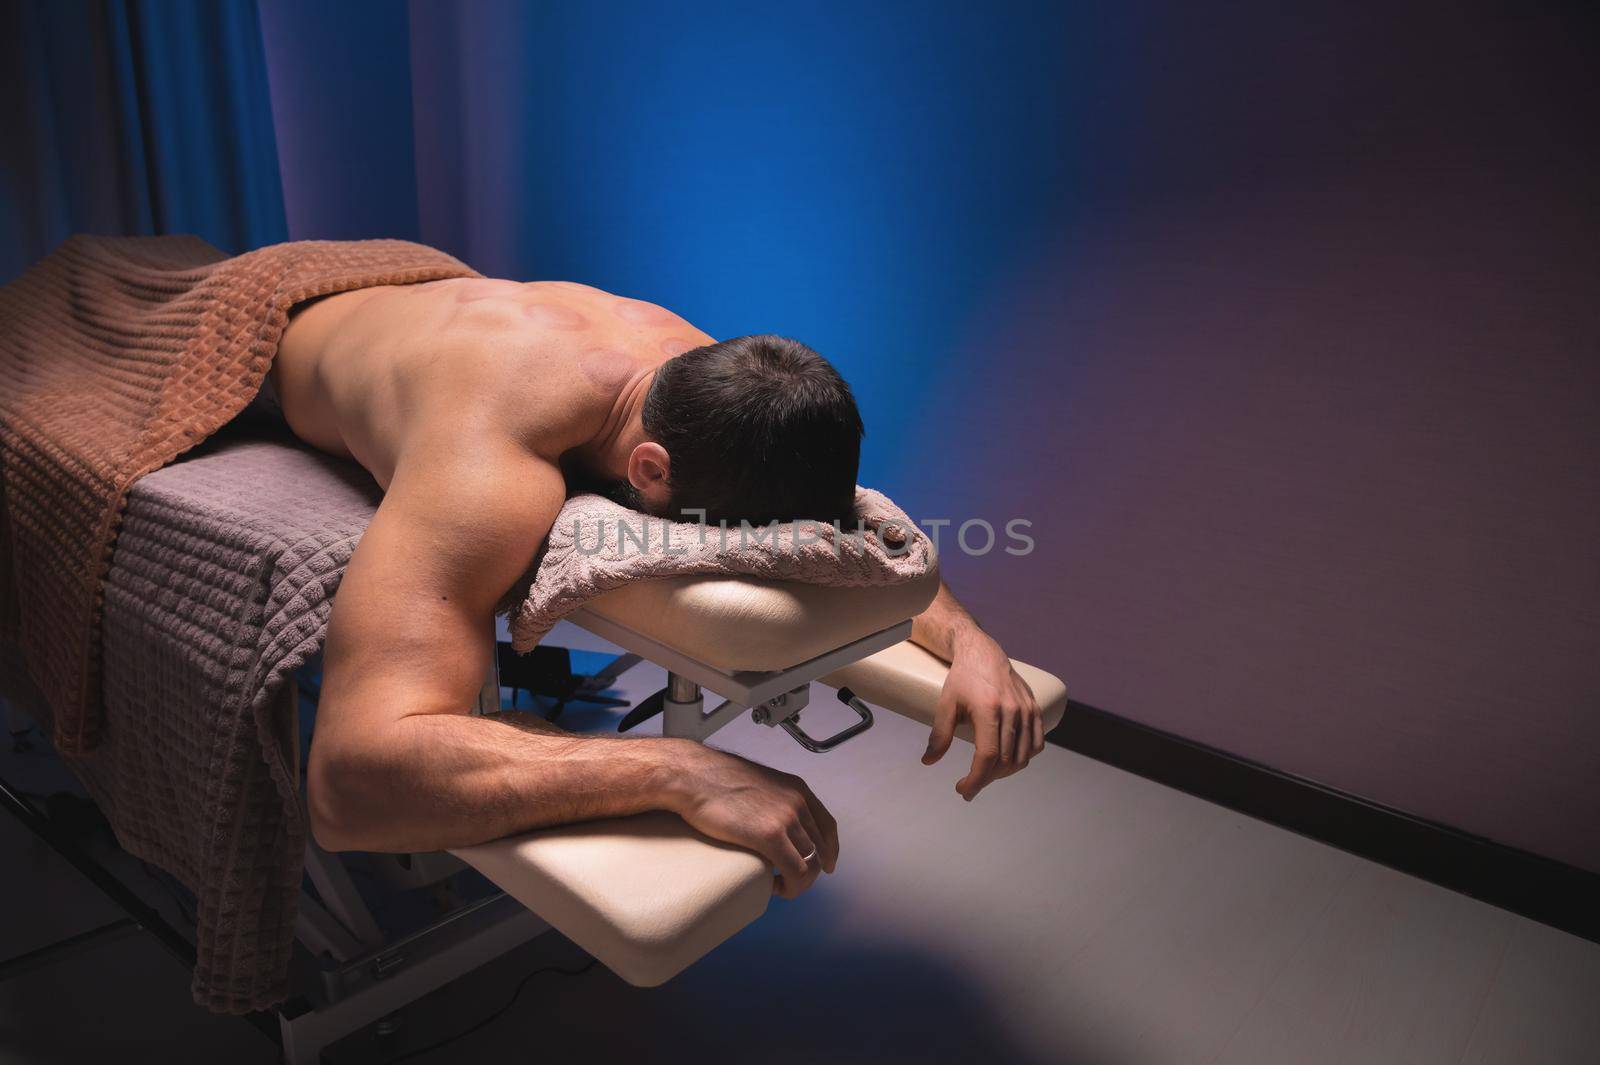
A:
276 276 1044 898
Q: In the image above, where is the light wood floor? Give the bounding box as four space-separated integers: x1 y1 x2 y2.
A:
2 620 1596 1063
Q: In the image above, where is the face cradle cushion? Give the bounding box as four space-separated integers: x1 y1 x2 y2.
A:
578 569 944 674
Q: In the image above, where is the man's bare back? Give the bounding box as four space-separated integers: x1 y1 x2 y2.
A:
275 278 713 488
284 277 1044 901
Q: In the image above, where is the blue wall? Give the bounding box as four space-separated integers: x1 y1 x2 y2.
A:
260 0 1099 486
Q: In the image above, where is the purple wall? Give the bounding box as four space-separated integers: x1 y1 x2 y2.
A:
902 9 1600 871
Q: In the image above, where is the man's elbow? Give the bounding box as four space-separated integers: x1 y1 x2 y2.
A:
306 738 394 853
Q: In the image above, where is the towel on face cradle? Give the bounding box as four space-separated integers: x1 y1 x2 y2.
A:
508 489 936 652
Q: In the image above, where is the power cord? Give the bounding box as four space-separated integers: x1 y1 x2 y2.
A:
383 955 598 1063
138 859 197 926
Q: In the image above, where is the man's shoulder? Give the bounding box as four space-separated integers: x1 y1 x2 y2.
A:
371 435 567 576
405 336 609 464
391 418 563 493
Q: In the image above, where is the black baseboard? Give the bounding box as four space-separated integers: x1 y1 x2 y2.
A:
1045 699 1600 945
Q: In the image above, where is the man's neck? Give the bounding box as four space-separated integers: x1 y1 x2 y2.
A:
574 367 656 482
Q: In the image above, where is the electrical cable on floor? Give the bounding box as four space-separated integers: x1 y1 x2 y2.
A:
8 783 194 928
383 955 598 1063
138 859 197 926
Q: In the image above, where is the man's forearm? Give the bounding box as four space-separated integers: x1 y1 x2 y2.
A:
910 579 990 663
308 709 702 853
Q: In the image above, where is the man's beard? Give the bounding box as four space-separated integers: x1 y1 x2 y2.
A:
597 478 647 513
563 459 648 513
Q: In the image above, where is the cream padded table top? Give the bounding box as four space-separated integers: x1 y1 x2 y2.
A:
451 812 770 987
575 567 942 673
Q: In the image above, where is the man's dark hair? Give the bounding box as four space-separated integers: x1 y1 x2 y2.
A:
642 334 864 525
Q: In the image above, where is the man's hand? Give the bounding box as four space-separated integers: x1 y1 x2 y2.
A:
922 629 1045 801
669 746 840 898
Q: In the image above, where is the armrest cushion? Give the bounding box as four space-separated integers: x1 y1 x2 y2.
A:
450 811 769 986
820 641 1068 742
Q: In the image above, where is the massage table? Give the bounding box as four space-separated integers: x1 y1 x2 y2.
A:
19 430 1066 1062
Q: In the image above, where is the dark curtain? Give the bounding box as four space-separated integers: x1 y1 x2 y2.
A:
0 0 286 283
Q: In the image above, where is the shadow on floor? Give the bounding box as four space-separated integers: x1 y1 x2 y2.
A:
329 890 1070 1065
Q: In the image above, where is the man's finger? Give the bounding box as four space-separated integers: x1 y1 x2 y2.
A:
1000 707 1021 766
923 686 960 765
785 821 822 894
794 803 830 876
1014 677 1044 756
959 748 999 800
957 714 1002 800
799 783 840 873
771 827 815 899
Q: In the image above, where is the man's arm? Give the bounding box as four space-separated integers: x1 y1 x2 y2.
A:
306 431 837 897
910 580 1045 800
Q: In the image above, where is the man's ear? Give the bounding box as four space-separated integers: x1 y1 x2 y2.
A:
626 441 672 508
